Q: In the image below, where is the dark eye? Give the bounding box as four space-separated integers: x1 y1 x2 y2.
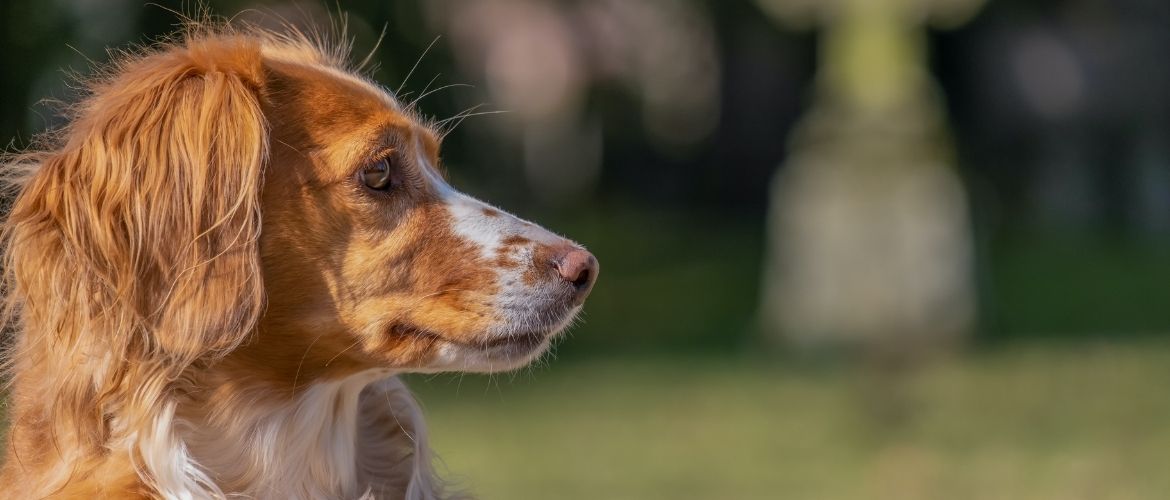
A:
361 157 394 191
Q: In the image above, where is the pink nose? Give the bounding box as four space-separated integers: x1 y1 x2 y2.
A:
553 246 598 303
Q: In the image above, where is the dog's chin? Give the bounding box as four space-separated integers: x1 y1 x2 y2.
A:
394 306 580 373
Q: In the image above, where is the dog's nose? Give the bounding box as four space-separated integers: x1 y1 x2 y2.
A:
553 246 598 302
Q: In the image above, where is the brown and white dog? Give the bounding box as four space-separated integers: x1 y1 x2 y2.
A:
0 23 596 499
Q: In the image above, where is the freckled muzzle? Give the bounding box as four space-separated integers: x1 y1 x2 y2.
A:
390 223 597 371
410 152 597 368
447 195 598 342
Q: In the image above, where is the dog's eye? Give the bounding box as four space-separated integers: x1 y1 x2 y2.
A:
361 157 394 191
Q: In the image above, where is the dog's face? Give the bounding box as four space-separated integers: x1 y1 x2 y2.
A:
253 59 596 375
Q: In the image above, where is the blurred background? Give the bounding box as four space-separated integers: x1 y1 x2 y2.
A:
3 0 1170 498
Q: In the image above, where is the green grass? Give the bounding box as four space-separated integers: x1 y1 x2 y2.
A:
410 341 1170 500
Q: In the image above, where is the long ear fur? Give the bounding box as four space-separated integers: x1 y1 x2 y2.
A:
0 33 268 475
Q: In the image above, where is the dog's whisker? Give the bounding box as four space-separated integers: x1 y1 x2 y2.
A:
407 73 443 110
357 22 388 73
291 330 328 391
324 337 364 367
274 137 307 157
395 36 441 98
437 109 512 141
442 109 513 124
435 103 489 128
410 82 474 111
383 390 417 446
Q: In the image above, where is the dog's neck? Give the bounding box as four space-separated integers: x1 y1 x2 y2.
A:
158 366 435 499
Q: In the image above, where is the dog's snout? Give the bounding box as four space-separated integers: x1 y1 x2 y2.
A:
552 246 598 301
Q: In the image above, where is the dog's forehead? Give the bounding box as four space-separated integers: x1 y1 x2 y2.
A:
265 52 399 108
264 59 440 177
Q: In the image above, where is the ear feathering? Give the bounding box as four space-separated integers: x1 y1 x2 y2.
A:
0 32 269 494
0 19 502 498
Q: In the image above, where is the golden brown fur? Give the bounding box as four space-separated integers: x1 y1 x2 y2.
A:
0 20 596 499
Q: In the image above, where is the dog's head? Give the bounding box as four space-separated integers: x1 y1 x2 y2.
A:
3 30 596 389
254 51 597 376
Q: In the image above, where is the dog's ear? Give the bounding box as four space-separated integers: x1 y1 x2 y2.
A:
4 37 269 368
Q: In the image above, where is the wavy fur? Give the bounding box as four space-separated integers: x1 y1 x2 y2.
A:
0 23 447 499
0 14 593 499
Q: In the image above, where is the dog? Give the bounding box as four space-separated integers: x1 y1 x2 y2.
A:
0 22 596 499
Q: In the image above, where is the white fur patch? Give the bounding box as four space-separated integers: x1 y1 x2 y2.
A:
148 370 442 499
136 402 224 499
